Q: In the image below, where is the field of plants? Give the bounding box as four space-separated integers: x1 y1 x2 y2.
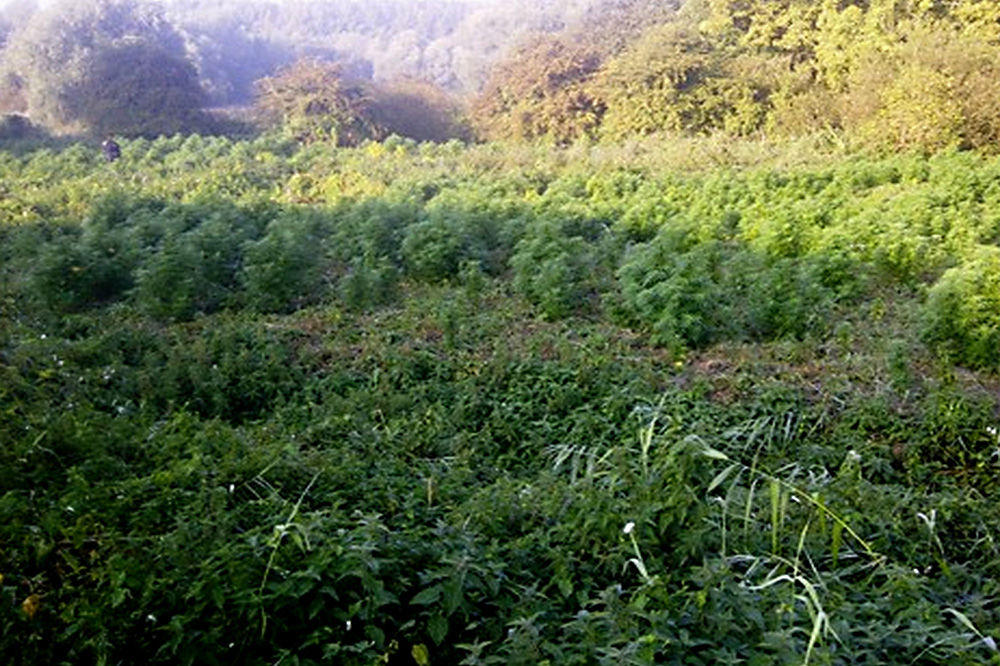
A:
2 134 1000 665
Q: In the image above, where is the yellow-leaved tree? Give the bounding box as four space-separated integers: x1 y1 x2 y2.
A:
254 59 381 146
470 34 605 144
597 18 772 140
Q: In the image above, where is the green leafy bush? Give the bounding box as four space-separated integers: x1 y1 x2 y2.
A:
616 233 723 350
338 255 400 311
616 229 853 350
328 198 417 268
922 245 1000 370
29 195 156 314
401 192 524 283
31 229 134 313
135 203 267 320
149 315 309 423
511 216 611 319
241 209 331 313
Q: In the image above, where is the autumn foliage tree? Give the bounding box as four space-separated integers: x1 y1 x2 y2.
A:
597 20 770 140
369 78 468 143
700 0 1000 150
471 35 605 144
839 23 1000 152
254 59 381 146
466 0 1000 152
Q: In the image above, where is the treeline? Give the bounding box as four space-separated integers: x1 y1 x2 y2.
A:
165 0 600 102
474 0 1000 152
3 0 1000 152
0 0 613 140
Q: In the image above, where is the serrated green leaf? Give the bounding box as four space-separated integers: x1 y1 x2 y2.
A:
410 585 442 606
428 613 449 646
443 577 462 615
557 575 573 598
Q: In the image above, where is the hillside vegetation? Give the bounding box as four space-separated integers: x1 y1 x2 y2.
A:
4 0 1000 153
1 134 999 664
474 0 1000 151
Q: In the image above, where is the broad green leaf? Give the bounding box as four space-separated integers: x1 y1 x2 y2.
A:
410 585 442 606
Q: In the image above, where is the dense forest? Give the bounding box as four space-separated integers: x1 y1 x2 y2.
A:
2 0 1000 150
0 0 645 135
2 0 1000 665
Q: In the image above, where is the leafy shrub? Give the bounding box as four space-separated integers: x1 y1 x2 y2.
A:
617 228 852 350
616 232 725 350
510 216 611 319
844 25 1000 153
338 255 400 311
328 198 418 267
402 193 523 283
31 230 134 313
907 388 1000 490
400 213 466 283
6 127 1000 666
922 245 1000 371
369 79 469 143
150 315 309 423
241 210 331 313
135 204 267 320
723 251 843 341
29 195 155 314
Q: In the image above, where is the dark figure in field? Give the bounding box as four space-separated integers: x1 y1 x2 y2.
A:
102 137 121 162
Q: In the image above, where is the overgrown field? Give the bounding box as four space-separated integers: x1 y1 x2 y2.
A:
2 135 1000 665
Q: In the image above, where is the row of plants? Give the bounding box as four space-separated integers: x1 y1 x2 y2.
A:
3 137 999 369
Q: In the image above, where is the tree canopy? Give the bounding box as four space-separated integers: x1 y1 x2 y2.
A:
254 58 380 147
3 0 1000 151
72 41 207 138
0 0 207 137
470 0 1000 151
471 35 604 144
